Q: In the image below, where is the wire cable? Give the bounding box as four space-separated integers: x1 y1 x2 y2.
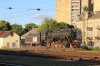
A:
0 2 69 19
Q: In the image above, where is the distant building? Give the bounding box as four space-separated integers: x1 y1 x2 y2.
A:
0 31 21 48
94 0 100 12
56 0 93 25
21 28 38 46
21 28 38 39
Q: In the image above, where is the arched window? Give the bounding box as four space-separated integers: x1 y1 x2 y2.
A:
95 22 98 27
95 31 98 36
88 31 92 37
88 22 92 27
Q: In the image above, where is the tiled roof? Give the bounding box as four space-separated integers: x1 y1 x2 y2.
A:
0 31 10 37
21 28 38 37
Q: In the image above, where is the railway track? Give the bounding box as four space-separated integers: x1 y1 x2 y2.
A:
0 49 100 63
0 63 22 66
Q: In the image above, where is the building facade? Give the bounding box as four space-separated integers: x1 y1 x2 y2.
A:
94 0 100 12
56 0 72 24
21 28 38 47
56 0 93 25
0 31 21 48
76 12 100 49
81 0 94 12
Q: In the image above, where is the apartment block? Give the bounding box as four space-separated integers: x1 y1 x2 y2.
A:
56 0 93 25
94 0 100 12
56 0 72 25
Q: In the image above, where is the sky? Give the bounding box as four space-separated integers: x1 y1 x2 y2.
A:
0 0 56 27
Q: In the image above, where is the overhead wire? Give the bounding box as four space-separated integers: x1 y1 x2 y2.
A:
0 3 65 15
0 5 55 16
0 2 67 19
0 0 65 11
0 2 66 10
0 6 55 10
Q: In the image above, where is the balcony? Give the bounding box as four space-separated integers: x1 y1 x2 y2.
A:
87 37 93 40
72 0 80 3
72 7 80 9
95 36 100 40
86 27 93 31
95 26 100 30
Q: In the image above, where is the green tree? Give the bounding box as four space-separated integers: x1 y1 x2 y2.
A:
24 23 38 32
11 24 25 36
0 20 11 31
38 18 59 32
83 6 89 12
67 24 75 31
58 22 68 29
37 24 48 32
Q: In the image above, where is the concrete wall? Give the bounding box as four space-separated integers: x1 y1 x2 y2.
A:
94 0 100 12
0 38 3 48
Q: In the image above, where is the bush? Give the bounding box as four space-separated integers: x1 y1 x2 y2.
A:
90 47 100 51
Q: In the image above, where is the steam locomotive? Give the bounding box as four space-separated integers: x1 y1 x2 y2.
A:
25 28 79 48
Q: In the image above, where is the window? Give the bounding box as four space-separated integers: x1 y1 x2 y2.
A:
33 37 37 42
84 32 85 37
16 40 18 42
72 20 76 23
12 42 16 47
95 31 98 36
95 22 98 27
21 39 25 43
7 43 9 46
88 31 92 37
88 22 92 27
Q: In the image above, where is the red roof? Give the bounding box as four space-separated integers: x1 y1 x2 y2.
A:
0 31 10 37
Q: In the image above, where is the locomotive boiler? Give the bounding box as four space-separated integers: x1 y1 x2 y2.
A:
40 29 79 48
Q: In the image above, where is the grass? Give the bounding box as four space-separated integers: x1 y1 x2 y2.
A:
1 46 86 51
90 48 100 52
3 47 100 53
